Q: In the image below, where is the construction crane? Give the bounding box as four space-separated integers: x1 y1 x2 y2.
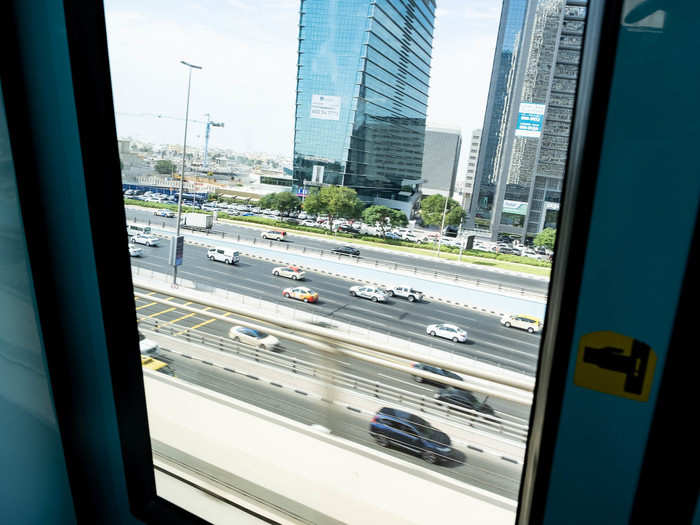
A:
116 112 224 171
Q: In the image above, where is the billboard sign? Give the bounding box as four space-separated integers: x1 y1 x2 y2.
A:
169 235 184 267
311 165 325 183
515 102 546 137
503 200 528 216
310 95 341 121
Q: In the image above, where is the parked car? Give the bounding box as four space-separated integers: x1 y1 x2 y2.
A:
434 387 495 416
336 224 360 234
411 363 463 387
331 245 360 257
272 266 306 280
385 285 424 303
369 407 452 464
207 247 240 265
426 323 468 343
282 286 319 303
384 232 401 240
262 230 287 241
131 234 160 247
500 313 542 334
153 209 175 218
349 285 387 303
128 244 143 257
228 325 280 350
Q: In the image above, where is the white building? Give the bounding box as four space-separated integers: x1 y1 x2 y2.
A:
456 128 481 208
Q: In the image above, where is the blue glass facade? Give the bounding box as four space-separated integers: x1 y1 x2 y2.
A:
293 0 436 212
470 0 529 222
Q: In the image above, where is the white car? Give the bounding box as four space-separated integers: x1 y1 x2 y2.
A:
228 325 280 350
272 266 306 280
128 244 143 257
349 285 387 303
138 331 158 355
426 323 468 343
131 234 160 247
500 314 542 334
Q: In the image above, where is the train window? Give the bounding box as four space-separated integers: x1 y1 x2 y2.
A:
100 0 596 522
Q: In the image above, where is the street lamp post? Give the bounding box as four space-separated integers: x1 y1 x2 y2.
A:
173 60 202 285
435 193 450 257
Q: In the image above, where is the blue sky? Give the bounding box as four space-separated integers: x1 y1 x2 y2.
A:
105 0 501 167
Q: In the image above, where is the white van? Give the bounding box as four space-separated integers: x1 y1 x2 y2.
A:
127 224 152 236
207 247 240 265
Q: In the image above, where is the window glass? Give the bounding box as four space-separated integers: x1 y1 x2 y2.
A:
105 0 586 522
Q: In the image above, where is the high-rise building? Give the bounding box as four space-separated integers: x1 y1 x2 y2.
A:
471 0 586 241
456 128 481 208
469 0 529 224
420 126 462 199
292 0 436 217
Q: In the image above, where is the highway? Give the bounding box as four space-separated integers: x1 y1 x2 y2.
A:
125 207 549 295
134 291 532 423
130 241 542 376
146 336 522 500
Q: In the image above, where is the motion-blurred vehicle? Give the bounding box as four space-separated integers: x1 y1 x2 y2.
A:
369 407 452 464
228 325 280 350
411 363 463 387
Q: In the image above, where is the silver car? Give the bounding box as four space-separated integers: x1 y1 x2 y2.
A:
131 234 160 247
349 286 387 303
272 266 306 280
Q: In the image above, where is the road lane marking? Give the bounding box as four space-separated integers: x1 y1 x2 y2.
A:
135 301 157 311
142 306 177 319
174 309 229 336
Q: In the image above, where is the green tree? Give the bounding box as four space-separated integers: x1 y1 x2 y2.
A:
362 205 407 236
534 228 556 250
302 186 363 231
259 192 301 214
155 159 175 175
419 194 464 227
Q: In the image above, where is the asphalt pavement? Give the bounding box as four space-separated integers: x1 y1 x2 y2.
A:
126 208 549 295
131 241 542 376
151 347 522 500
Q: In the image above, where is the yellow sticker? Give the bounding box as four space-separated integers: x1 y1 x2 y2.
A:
574 331 656 401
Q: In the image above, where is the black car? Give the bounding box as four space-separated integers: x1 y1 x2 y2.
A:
369 407 452 464
434 387 495 417
337 224 360 234
331 245 360 257
411 363 463 387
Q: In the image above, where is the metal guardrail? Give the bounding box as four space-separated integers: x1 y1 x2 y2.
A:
128 214 548 299
140 316 530 443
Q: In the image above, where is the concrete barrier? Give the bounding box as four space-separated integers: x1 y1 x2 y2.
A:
144 370 517 524
146 331 527 463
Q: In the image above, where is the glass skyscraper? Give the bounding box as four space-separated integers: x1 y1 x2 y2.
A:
470 0 529 225
293 0 436 216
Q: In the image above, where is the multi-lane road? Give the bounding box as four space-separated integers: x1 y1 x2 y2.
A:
134 293 523 499
125 208 550 296
130 240 542 375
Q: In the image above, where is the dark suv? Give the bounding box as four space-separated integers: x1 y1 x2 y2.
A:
331 245 360 257
369 407 452 464
434 387 495 417
411 362 463 387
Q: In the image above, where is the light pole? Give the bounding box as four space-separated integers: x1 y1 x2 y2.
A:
173 60 202 285
435 193 450 257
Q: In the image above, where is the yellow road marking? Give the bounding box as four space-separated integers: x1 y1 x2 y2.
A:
135 301 157 311
153 302 195 328
175 309 230 336
143 307 177 319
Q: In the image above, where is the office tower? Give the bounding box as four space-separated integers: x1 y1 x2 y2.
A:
469 0 530 223
420 126 462 199
292 0 436 217
456 128 481 208
473 0 587 241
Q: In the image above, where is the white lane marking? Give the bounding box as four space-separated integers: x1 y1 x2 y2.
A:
377 373 433 392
